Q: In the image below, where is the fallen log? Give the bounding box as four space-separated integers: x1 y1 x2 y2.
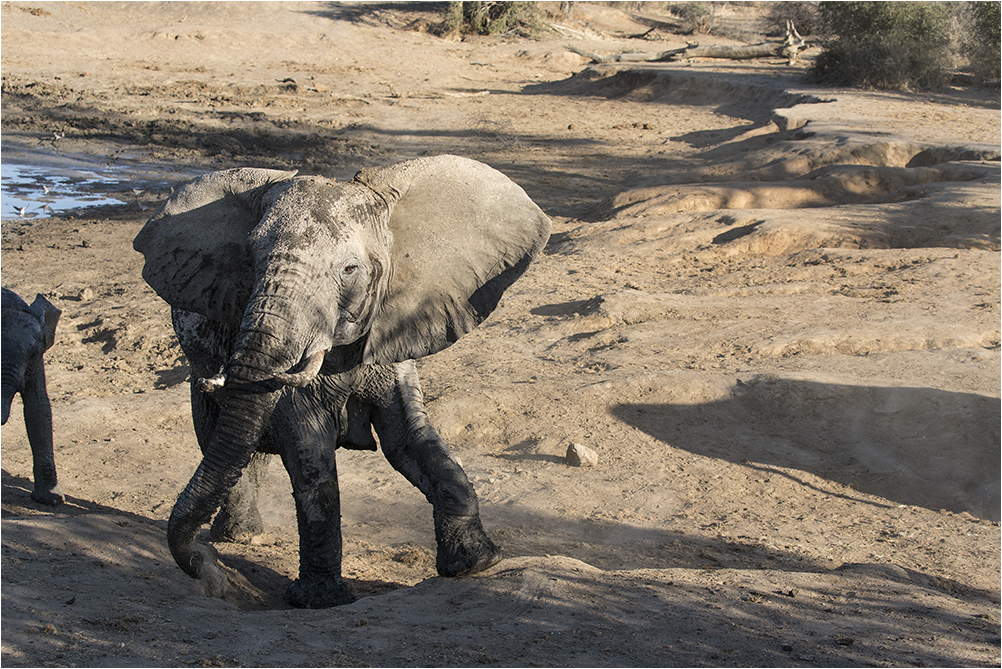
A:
569 21 807 66
565 44 688 63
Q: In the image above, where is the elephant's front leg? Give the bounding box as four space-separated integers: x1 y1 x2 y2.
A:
370 362 502 577
22 361 63 506
272 402 355 608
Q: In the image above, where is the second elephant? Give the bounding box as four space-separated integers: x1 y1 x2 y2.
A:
134 154 551 608
1 287 63 505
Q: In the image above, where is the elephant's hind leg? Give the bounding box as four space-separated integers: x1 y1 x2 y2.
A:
372 362 502 578
209 452 269 543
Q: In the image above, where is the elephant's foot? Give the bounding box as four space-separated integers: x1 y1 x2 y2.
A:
435 513 502 577
31 482 64 506
209 506 264 544
286 574 356 609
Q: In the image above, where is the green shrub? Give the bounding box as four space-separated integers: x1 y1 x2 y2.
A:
442 1 541 37
811 1 953 91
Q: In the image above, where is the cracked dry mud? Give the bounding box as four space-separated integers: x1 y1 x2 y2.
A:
1 2 999 667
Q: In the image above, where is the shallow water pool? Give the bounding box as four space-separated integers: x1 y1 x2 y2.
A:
1 149 203 221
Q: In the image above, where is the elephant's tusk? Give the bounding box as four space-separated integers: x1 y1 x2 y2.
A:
272 351 325 388
196 372 227 393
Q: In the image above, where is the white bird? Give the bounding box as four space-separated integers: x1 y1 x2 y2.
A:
13 206 27 218
42 184 51 194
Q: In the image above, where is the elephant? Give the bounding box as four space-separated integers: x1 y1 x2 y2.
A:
1 287 63 505
133 154 551 608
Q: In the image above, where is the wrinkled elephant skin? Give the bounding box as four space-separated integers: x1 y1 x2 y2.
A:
134 155 551 608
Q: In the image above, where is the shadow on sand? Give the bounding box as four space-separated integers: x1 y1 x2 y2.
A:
610 377 1000 521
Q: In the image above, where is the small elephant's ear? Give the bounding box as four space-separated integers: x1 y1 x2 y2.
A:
353 155 551 364
29 294 60 350
133 168 296 323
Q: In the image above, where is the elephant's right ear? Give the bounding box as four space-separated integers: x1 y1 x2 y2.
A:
133 168 296 323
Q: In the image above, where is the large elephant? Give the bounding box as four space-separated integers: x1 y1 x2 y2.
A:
1 287 63 505
134 155 551 608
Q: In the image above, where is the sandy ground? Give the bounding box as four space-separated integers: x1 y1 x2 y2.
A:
1 2 1000 667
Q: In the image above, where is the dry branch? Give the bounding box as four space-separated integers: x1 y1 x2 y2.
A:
569 21 807 66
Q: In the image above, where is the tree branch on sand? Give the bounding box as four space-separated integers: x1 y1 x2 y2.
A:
568 21 807 66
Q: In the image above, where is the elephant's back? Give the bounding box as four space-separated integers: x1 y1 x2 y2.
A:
1 287 29 313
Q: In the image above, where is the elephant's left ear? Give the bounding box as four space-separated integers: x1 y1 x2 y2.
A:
353 155 551 364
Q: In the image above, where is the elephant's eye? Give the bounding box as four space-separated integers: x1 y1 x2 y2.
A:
343 264 358 276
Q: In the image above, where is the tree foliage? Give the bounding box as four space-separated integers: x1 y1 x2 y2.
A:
443 1 541 37
962 1 1001 82
811 1 954 91
667 2 715 35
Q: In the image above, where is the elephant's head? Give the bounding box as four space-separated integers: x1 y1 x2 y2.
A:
1 289 60 425
133 155 551 579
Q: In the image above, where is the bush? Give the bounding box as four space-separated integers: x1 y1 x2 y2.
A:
811 1 953 91
442 1 541 37
960 1 1001 82
766 2 822 37
668 2 715 35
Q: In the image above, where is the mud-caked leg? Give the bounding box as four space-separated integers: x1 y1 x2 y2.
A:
272 405 354 608
371 362 502 577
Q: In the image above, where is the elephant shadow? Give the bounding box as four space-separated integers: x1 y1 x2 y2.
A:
610 378 1000 522
1 469 407 610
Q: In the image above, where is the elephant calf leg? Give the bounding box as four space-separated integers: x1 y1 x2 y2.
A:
23 368 63 506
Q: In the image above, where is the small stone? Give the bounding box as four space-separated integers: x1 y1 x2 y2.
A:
565 443 598 468
63 286 94 301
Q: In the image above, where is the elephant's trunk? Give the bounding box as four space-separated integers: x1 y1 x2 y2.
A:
2 388 14 426
167 290 319 579
271 350 325 387
168 380 281 578
228 285 318 383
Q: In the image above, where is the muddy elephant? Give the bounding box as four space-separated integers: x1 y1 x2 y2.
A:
1 287 63 505
133 155 551 608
